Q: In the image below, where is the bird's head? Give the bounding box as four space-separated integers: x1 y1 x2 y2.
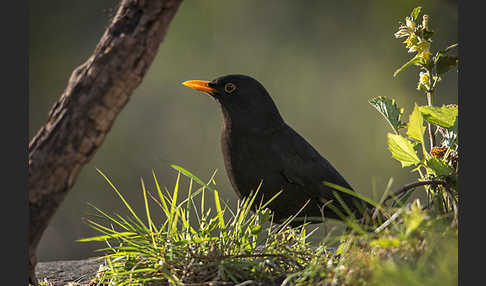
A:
183 74 284 131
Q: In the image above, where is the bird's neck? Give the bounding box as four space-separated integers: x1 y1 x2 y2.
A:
220 105 285 135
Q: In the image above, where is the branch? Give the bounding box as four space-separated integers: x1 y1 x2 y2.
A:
28 0 182 284
382 180 448 205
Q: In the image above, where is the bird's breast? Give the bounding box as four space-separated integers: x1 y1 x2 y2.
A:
221 125 282 199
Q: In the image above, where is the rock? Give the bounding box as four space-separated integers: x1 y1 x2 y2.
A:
35 257 103 286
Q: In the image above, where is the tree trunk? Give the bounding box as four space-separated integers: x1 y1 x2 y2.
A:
28 0 183 284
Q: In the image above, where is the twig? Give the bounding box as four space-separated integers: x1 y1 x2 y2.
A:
382 180 448 205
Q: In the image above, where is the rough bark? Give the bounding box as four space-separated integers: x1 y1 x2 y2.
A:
28 0 183 284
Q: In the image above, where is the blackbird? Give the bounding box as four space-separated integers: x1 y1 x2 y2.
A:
183 74 372 224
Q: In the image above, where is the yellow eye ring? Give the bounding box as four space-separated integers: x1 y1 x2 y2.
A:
224 83 236 94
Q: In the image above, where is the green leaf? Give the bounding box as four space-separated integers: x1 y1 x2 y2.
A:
170 164 207 188
370 237 401 248
436 55 458 74
250 224 262 235
324 182 380 210
387 133 421 167
419 105 458 128
169 172 181 234
392 188 416 208
443 43 458 53
214 189 225 229
410 6 422 20
407 104 425 143
404 205 426 236
96 169 148 231
77 232 137 242
393 55 422 77
369 96 404 133
426 157 454 176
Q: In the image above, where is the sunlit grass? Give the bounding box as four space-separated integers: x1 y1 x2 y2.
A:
80 165 457 286
80 166 317 285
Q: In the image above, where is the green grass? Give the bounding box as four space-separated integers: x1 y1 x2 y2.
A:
80 165 457 286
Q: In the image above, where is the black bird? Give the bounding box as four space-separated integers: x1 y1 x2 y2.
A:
183 74 372 224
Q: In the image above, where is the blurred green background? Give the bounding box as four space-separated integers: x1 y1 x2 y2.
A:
29 0 457 261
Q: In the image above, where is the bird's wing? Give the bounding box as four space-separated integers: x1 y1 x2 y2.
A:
271 125 356 206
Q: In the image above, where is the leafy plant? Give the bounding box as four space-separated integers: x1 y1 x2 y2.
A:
285 200 457 286
369 6 458 222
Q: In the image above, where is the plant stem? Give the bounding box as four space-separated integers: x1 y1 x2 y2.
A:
426 91 436 148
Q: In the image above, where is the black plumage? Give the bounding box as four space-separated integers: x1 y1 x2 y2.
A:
183 74 371 224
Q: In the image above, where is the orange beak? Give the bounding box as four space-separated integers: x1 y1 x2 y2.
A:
182 80 216 94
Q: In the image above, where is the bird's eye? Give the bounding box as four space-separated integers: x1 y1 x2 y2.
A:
224 83 236 94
